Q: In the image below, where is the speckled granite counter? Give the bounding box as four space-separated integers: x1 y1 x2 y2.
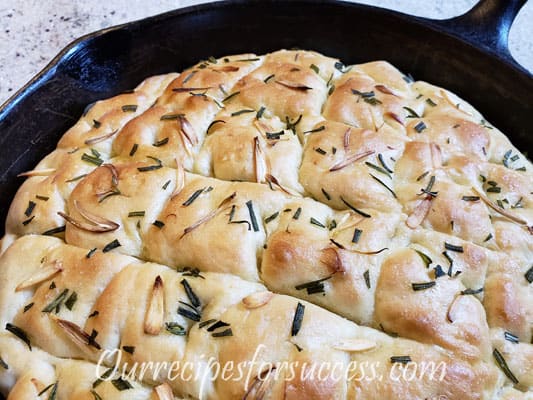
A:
0 0 531 105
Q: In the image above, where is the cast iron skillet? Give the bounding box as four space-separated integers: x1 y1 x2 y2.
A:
0 0 531 237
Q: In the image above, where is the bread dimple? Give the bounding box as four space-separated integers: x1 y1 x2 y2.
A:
2 49 532 399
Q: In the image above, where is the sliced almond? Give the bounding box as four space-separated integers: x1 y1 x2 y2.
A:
171 160 186 199
30 378 45 393
243 366 277 400
333 339 377 352
406 196 433 229
473 187 531 231
178 114 197 146
16 260 63 291
154 382 174 400
429 143 442 169
343 128 351 151
17 168 56 178
330 150 374 172
242 291 274 309
84 129 118 146
320 247 345 274
144 276 165 335
375 84 401 97
179 192 236 239
265 174 300 197
386 112 404 125
253 136 268 183
55 318 101 353
58 200 119 233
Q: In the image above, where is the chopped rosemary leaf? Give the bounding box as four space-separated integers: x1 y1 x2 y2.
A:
153 137 169 147
81 152 103 166
93 119 101 128
416 171 429 182
414 250 432 268
184 188 207 207
92 367 114 388
0 356 7 370
137 156 162 172
426 98 437 107
303 125 326 134
35 195 49 201
129 143 138 157
365 162 391 177
351 89 375 98
462 196 480 201
483 233 493 242
162 180 171 190
293 207 302 220
121 104 137 112
65 291 78 310
266 131 284 140
212 328 233 337
444 242 464 253
88 311 99 319
23 302 34 313
295 276 331 295
165 322 186 336
181 279 201 308
412 281 436 291
246 200 259 232
340 196 371 218
414 121 427 133
321 188 331 201
112 377 133 391
38 382 57 397
403 72 414 83
102 239 121 253
433 265 446 278
420 175 437 197
206 120 225 135
42 288 69 313
263 74 275 83
199 319 217 329
153 220 165 229
370 174 397 198
122 345 135 354
334 61 347 72
352 228 363 243
177 304 201 321
310 217 325 228
231 109 255 117
403 106 420 118
461 287 483 295
222 91 240 103
206 320 230 332
291 303 305 336
285 114 302 134
90 390 103 400
309 64 320 74
24 201 36 217
524 266 533 284
128 211 145 218
493 348 519 384
86 248 97 259
314 147 326 155
363 270 371 289
486 186 501 193
50 282 56 289
43 225 66 236
391 355 412 364
22 216 35 226
178 266 205 279
504 331 519 344
265 212 279 224
5 323 31 350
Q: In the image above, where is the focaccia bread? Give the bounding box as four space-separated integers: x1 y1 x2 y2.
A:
1 50 531 400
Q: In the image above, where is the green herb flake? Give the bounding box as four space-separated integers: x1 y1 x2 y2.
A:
461 287 483 295
412 281 436 291
102 239 121 253
403 106 420 118
524 265 533 284
310 217 326 228
65 291 78 310
121 104 138 113
295 276 331 295
42 288 69 313
321 188 331 201
246 200 259 232
414 121 427 133
5 323 31 350
414 250 432 268
222 91 240 103
42 225 66 236
363 270 371 289
231 109 255 117
504 331 519 344
165 322 186 336
265 211 279 224
444 242 464 253
390 355 412 364
309 64 320 74
122 345 135 354
304 125 326 135
86 248 97 259
340 196 371 218
493 348 519 384
153 220 165 229
23 302 34 313
24 201 36 217
352 228 363 243
291 302 305 336
153 137 169 147
370 174 397 198
111 377 133 391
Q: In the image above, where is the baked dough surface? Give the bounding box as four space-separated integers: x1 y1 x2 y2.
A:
1 50 532 399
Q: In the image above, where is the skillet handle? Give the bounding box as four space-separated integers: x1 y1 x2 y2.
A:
431 0 527 69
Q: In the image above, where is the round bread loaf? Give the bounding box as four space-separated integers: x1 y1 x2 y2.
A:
0 50 531 399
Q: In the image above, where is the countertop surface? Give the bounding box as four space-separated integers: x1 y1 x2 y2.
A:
0 0 531 105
